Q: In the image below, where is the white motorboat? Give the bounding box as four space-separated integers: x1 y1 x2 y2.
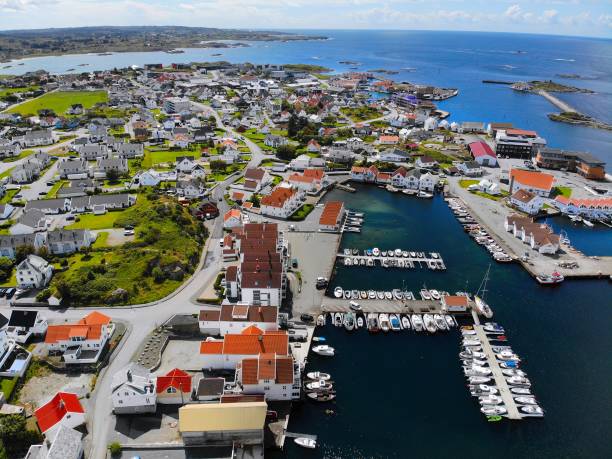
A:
445 315 455 328
305 380 333 391
483 322 505 334
481 405 507 416
471 385 499 396
356 316 364 328
420 289 432 300
312 345 335 356
411 314 424 332
351 289 359 299
394 249 402 257
465 359 488 367
307 372 331 381
379 314 390 332
366 259 374 267
381 251 387 257
295 437 317 449
423 314 437 333
430 289 441 300
333 313 343 327
418 191 433 198
389 314 402 331
307 392 336 402
461 329 477 336
464 366 492 377
433 314 448 330
368 290 376 299
401 315 411 330
377 291 384 300
510 387 532 395
410 251 416 257
514 396 538 405
479 394 503 405
384 291 393 300
502 369 526 378
392 289 404 300
468 376 492 385
372 247 380 256
316 315 326 326
506 376 531 386
462 339 482 347
333 287 343 298
344 290 351 299
402 251 408 257
519 405 544 417
344 258 351 266
496 350 521 361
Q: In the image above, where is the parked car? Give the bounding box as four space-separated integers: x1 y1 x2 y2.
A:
5 288 15 299
124 229 135 236
349 301 362 311
65 214 75 221
0 288 6 297
300 313 314 323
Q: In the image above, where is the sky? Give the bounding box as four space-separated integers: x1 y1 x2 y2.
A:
0 0 610 38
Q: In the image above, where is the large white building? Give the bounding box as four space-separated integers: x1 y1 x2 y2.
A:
111 362 157 414
198 304 278 336
259 186 303 219
235 354 301 401
163 97 191 114
16 254 53 289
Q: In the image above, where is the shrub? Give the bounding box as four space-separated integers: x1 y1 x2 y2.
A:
108 442 121 456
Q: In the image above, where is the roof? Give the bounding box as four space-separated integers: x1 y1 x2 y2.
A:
34 392 84 433
244 168 265 181
200 328 288 356
319 201 344 226
260 187 296 208
8 309 38 328
444 295 469 307
196 377 225 397
224 208 242 222
156 368 192 394
219 304 278 323
555 196 612 208
510 169 555 191
79 311 111 326
199 310 221 322
240 354 294 385
506 128 537 137
469 141 496 158
179 401 267 433
511 189 537 203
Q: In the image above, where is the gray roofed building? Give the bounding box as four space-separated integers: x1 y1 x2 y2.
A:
25 198 69 214
24 424 83 459
115 142 144 158
11 209 48 234
95 157 128 175
46 229 94 254
78 144 109 160
0 233 46 259
58 158 89 179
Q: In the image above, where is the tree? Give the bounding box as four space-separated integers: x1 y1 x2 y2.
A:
0 414 43 457
276 144 297 161
209 160 227 172
15 245 34 264
0 257 13 282
247 194 260 208
106 168 120 183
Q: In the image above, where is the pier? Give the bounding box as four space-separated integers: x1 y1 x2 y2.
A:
473 324 523 420
537 89 576 113
322 298 470 314
336 252 446 270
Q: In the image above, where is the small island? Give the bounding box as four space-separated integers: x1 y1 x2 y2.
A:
284 63 332 73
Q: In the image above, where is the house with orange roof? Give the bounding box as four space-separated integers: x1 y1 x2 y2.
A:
44 311 113 364
319 201 345 232
350 164 378 183
259 186 302 219
156 368 193 405
199 303 279 336
223 208 244 229
554 195 612 219
34 392 85 438
235 354 300 401
509 168 555 197
378 135 399 145
199 326 289 370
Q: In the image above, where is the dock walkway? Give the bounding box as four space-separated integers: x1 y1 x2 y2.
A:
473 325 522 420
337 253 446 270
322 298 463 314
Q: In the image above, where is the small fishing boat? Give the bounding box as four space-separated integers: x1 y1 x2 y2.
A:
305 380 333 391
377 291 384 300
372 247 380 256
367 313 380 333
384 291 393 300
444 315 455 328
434 314 448 330
333 313 343 327
368 290 376 299
402 251 408 257
333 287 343 298
343 312 355 331
510 387 532 395
379 314 390 332
307 392 336 402
381 251 387 257
519 405 544 417
343 290 351 299
307 372 331 381
429 289 441 300
389 314 401 331
360 291 367 299
366 259 374 267
536 271 564 285
468 376 492 385
295 437 317 449
420 289 432 300
410 251 416 257
481 406 507 416
514 396 538 405
312 345 335 356
410 314 424 332
487 415 503 422
394 249 402 257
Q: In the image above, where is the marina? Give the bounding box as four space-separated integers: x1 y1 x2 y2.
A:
336 249 446 270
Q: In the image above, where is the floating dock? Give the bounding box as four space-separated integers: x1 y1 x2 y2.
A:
473 324 523 420
337 252 446 270
322 298 470 314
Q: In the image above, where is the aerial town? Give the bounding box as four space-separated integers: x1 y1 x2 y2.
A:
0 59 610 459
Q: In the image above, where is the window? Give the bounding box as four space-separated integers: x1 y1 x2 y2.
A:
167 387 177 394
118 400 123 404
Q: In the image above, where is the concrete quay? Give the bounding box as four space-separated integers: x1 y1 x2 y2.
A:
447 182 612 280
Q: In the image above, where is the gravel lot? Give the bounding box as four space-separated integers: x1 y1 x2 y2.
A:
19 371 93 411
158 340 202 374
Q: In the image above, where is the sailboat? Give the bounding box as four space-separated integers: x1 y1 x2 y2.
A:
474 265 494 319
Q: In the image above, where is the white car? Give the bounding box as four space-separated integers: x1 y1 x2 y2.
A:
349 301 361 311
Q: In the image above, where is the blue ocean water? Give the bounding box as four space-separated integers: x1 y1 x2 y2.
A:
272 185 612 459
3 30 612 169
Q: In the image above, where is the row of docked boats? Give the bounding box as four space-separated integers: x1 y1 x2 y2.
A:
304 371 336 402
461 324 544 419
343 247 442 260
326 311 457 333
446 197 514 264
333 287 417 300
342 210 365 233
384 184 433 199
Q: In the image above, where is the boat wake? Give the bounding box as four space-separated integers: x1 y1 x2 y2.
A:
555 58 576 62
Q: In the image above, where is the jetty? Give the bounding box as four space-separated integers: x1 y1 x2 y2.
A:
322 298 469 314
537 89 576 113
336 251 446 270
473 323 522 420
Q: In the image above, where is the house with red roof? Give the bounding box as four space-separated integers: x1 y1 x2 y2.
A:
34 392 85 438
235 354 300 401
199 326 289 370
510 169 555 197
223 209 244 229
468 141 498 167
157 368 193 405
259 186 302 219
44 311 113 364
199 303 279 336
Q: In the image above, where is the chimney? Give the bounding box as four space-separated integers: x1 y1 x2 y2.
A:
127 370 132 382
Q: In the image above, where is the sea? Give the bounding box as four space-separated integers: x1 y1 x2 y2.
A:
2 30 612 170
3 30 612 457
272 184 612 459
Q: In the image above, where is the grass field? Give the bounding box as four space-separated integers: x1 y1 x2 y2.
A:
0 85 39 98
66 207 134 230
6 90 108 115
0 189 18 204
142 147 201 168
2 149 35 163
553 186 572 198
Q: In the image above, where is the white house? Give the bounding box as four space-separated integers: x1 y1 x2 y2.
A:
223 209 244 229
0 328 32 378
379 148 410 163
554 196 612 219
457 161 483 177
260 186 302 219
415 155 438 169
135 169 162 187
111 362 157 414
25 425 83 459
44 311 114 364
6 310 48 344
176 156 197 173
16 255 53 289
419 172 439 192
235 355 301 401
510 189 544 215
509 169 555 197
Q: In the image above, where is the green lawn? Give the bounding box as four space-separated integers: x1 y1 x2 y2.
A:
459 179 480 188
45 180 68 198
50 194 205 306
143 147 201 168
0 377 17 399
0 189 18 204
65 209 130 230
289 204 315 221
340 106 383 122
0 85 39 98
552 186 572 198
92 231 109 248
6 90 108 115
0 167 15 180
2 149 35 163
